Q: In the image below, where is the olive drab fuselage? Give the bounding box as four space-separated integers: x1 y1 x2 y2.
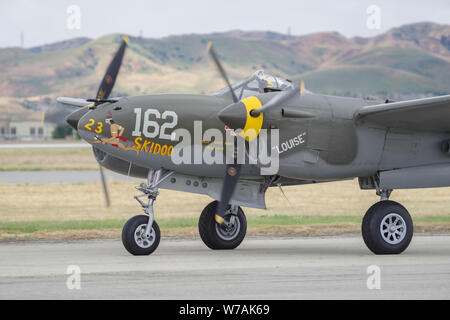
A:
76 89 450 184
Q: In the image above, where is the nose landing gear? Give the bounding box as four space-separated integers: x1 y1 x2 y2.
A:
121 169 173 256
122 215 161 255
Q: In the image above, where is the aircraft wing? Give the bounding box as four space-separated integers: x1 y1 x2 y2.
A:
57 97 92 108
354 95 450 132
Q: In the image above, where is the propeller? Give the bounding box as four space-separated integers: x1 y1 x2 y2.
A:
206 42 239 104
99 165 111 207
207 42 244 224
207 42 302 224
67 35 126 207
217 85 299 138
94 36 129 102
94 36 129 207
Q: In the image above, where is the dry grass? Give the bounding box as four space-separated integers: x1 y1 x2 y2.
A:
266 181 450 218
1 180 450 223
0 181 208 222
1 148 449 219
1 179 450 240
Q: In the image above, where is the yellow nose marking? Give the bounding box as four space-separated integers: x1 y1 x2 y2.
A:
240 96 263 141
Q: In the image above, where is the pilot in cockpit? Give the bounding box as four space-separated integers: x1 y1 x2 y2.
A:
212 70 295 100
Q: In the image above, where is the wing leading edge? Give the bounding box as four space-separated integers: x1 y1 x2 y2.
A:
354 95 450 132
57 97 92 108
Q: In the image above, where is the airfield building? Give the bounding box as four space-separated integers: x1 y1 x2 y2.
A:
0 118 56 140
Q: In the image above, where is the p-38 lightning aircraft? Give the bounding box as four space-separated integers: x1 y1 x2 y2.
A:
59 36 450 255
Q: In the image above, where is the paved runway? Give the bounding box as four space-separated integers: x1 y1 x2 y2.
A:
0 170 139 184
0 143 90 149
0 235 449 299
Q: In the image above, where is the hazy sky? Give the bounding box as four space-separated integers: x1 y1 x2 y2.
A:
1 0 449 48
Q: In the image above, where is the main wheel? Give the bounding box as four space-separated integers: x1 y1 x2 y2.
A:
122 215 161 256
198 201 247 250
362 200 413 255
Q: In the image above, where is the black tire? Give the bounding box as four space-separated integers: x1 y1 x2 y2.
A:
198 201 247 250
362 200 413 255
122 215 161 256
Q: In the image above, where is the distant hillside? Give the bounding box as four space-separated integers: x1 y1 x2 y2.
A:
1 22 450 121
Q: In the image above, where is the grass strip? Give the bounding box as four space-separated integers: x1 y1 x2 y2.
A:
1 215 450 234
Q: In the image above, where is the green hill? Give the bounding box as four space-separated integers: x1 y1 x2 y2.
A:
1 22 450 120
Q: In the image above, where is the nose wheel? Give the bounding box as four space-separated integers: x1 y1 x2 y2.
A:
122 169 173 256
199 201 247 250
122 215 161 255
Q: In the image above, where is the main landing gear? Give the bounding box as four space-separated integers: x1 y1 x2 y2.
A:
123 171 410 256
361 188 413 254
198 201 247 250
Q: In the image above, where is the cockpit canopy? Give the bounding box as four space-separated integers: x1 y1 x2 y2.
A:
258 75 294 92
212 70 295 100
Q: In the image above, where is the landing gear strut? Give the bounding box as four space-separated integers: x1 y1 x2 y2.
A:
362 188 414 254
122 169 173 255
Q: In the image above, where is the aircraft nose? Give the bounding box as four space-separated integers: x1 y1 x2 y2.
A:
218 96 264 141
218 101 248 130
65 106 90 130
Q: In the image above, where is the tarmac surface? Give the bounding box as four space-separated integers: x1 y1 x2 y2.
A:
0 170 139 184
0 143 90 149
0 235 449 299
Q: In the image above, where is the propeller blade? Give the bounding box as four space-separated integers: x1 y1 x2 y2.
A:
207 42 239 103
95 36 129 101
206 43 242 223
250 88 297 117
215 163 242 224
99 165 111 208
